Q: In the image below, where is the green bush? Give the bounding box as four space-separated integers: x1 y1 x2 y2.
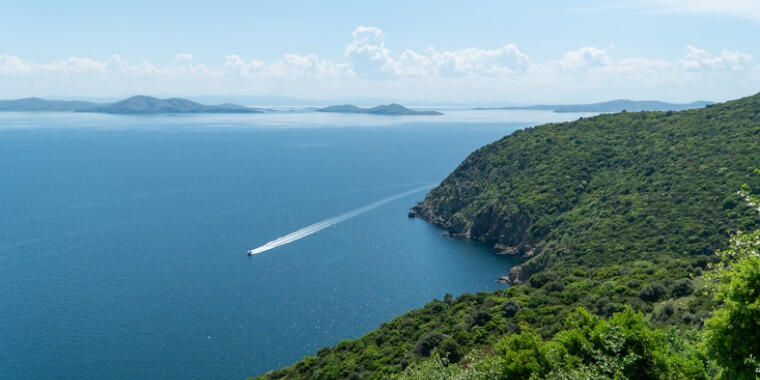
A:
705 186 760 378
639 283 667 302
414 331 445 357
670 278 694 297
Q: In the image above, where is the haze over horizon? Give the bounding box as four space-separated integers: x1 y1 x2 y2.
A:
2 0 759 103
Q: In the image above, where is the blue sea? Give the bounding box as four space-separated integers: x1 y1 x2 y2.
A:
0 109 590 379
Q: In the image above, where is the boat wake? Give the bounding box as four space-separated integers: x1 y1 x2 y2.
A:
247 184 432 255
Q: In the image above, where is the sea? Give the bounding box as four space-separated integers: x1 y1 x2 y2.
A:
0 108 592 379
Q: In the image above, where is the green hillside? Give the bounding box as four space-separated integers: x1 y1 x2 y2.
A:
255 93 760 379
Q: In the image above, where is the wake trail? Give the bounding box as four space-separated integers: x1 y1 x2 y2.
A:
247 184 433 255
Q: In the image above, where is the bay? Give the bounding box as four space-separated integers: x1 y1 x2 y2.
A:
0 109 591 379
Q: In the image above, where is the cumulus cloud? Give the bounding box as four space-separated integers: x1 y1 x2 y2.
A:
0 25 757 101
344 26 399 78
344 26 531 78
424 45 531 76
555 47 610 71
0 55 30 75
680 45 753 71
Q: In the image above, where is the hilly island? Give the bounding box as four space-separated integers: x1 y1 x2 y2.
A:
0 95 263 114
316 104 443 116
257 93 760 379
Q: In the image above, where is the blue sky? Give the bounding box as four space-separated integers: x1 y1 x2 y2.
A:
2 0 759 103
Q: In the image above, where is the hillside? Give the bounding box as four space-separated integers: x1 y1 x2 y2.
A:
89 95 262 114
475 99 713 113
0 95 261 114
0 97 99 112
413 95 759 284
256 93 760 379
317 103 443 115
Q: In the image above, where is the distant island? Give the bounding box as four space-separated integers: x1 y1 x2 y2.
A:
316 103 443 115
474 99 714 113
0 95 263 114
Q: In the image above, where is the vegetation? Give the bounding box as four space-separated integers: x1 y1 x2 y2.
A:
704 177 760 379
398 308 711 379
254 93 760 379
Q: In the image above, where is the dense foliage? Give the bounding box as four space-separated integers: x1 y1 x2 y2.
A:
398 308 710 379
254 93 760 379
704 180 760 379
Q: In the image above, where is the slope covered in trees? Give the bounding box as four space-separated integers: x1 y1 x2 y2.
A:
255 93 760 379
413 93 760 283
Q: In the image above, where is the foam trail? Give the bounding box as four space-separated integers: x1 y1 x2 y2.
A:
247 184 432 255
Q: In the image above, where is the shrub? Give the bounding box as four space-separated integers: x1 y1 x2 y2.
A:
639 283 667 302
502 300 521 318
471 309 491 327
670 278 694 297
437 338 462 363
415 331 445 357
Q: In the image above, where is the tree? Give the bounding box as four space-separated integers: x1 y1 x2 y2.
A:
502 300 521 318
705 176 760 378
437 338 462 364
670 278 694 297
415 331 445 357
639 283 667 302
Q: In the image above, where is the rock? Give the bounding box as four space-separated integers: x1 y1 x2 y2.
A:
494 244 519 255
407 211 416 218
497 266 525 285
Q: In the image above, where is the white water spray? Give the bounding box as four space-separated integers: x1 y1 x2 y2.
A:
247 185 432 255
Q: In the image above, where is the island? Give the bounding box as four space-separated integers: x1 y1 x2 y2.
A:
316 103 443 115
0 95 263 114
474 99 713 113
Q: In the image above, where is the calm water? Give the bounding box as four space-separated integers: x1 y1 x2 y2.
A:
0 109 590 379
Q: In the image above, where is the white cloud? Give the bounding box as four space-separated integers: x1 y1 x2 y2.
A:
224 53 353 79
0 55 30 75
38 57 108 74
344 26 399 78
555 47 610 71
424 45 531 76
680 45 753 71
344 26 531 78
224 54 265 78
0 25 758 102
104 55 159 75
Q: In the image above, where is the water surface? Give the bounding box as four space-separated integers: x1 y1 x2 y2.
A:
0 109 591 379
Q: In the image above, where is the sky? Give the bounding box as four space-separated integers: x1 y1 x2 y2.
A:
1 0 760 103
